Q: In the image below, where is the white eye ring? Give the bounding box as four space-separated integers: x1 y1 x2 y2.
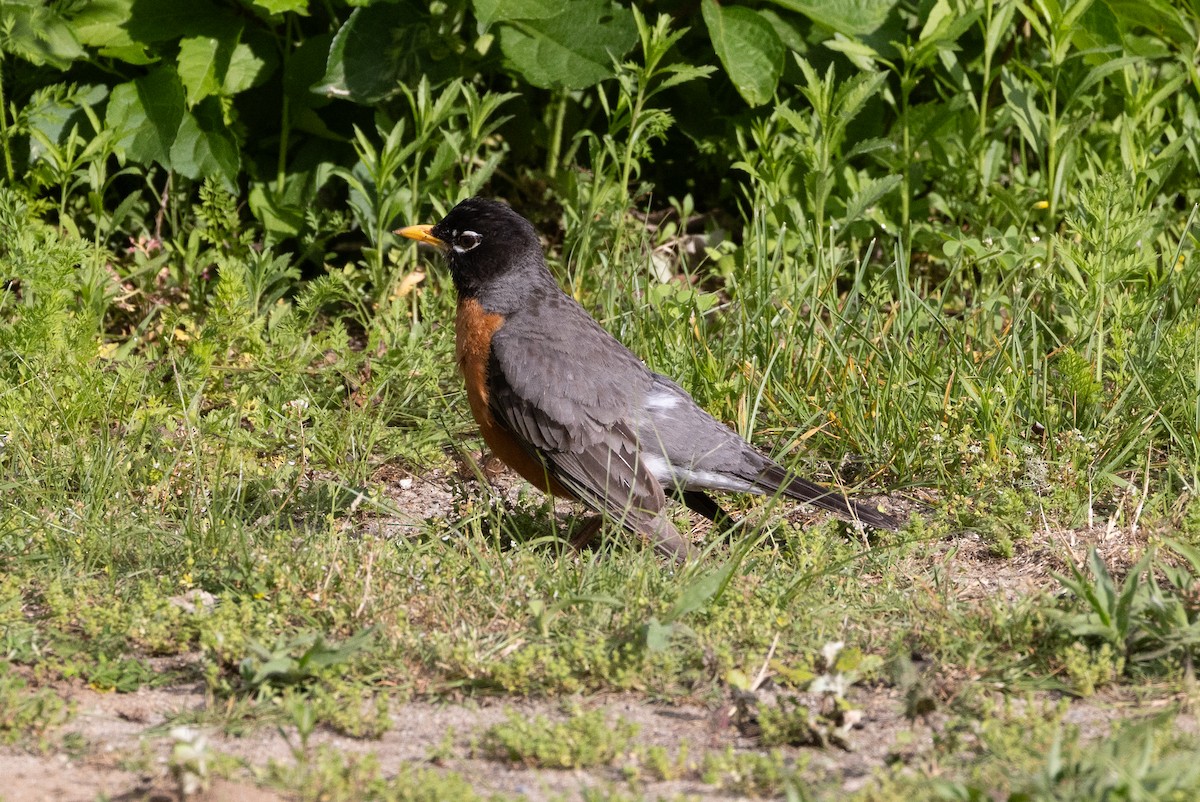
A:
453 230 482 253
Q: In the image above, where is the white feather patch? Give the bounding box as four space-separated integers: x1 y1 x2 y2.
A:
644 391 680 411
642 453 753 493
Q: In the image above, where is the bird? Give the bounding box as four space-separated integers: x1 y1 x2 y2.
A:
397 197 898 562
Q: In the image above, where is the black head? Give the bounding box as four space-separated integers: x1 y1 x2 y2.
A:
397 198 544 299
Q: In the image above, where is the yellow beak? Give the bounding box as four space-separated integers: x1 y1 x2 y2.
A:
396 224 447 250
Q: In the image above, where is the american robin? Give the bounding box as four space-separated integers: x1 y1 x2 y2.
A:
398 198 898 562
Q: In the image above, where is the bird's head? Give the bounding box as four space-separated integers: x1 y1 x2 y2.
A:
397 197 543 299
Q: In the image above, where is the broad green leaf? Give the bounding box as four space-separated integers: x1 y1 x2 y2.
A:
64 0 149 61
917 0 955 41
252 0 310 14
983 0 1016 61
223 31 277 95
497 0 636 89
170 99 240 189
702 0 784 107
315 6 405 102
26 85 109 163
767 0 898 36
666 559 736 621
472 0 560 30
250 167 328 241
1072 0 1123 51
178 24 276 105
286 32 335 100
1000 69 1044 151
758 8 809 53
841 173 902 224
105 68 186 166
250 187 304 240
178 33 238 106
642 617 674 652
1165 539 1200 576
0 0 85 68
1105 0 1194 46
119 0 229 43
1073 56 1141 99
823 34 882 71
300 628 373 669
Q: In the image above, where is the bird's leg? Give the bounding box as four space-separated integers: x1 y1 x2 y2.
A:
571 513 695 564
568 515 605 553
644 510 695 564
675 489 737 540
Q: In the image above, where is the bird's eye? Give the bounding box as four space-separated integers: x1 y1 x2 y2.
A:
455 231 482 252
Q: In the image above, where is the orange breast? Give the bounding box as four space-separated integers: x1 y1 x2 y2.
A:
455 299 573 498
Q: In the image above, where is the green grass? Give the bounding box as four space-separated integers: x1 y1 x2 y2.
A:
2 183 1199 788
2 2 1200 796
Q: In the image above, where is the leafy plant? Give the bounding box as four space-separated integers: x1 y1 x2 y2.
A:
1050 544 1200 673
563 8 714 282
700 746 805 798
481 707 638 769
0 663 73 745
265 745 488 802
733 58 897 266
239 628 374 696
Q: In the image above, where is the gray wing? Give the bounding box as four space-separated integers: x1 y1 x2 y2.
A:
486 291 692 558
636 374 768 491
637 374 898 529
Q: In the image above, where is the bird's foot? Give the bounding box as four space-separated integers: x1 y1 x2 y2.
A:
568 516 605 553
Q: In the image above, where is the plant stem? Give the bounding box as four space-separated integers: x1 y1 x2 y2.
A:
612 78 648 259
276 15 295 194
900 65 913 255
0 57 13 183
977 0 994 204
546 90 568 179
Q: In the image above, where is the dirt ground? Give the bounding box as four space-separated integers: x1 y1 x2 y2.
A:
0 682 907 801
0 471 1180 801
4 667 1171 802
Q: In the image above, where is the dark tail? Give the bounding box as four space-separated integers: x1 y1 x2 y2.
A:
757 464 899 530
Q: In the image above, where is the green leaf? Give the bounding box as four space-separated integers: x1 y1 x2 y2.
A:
26 85 109 162
841 173 902 224
175 18 275 105
315 5 406 102
1000 69 1045 151
642 617 674 652
822 36 882 71
0 0 85 68
766 0 899 36
223 31 277 95
759 7 810 53
119 0 228 43
1105 0 1195 47
1164 539 1200 576
252 0 310 14
702 0 785 107
249 183 305 240
1072 0 1123 50
170 99 240 189
497 0 637 89
67 0 153 62
178 32 238 106
106 68 187 167
300 627 373 670
472 0 560 30
666 560 736 621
